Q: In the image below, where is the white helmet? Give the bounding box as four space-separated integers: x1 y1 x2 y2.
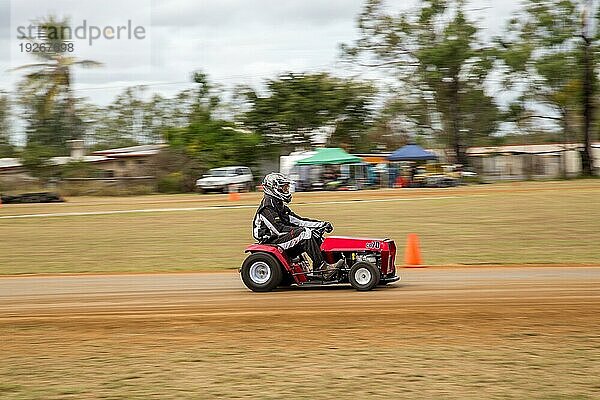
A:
263 172 293 203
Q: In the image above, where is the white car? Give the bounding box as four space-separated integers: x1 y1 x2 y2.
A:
196 166 254 193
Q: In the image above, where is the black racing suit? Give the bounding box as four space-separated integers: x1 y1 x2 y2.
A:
252 195 326 267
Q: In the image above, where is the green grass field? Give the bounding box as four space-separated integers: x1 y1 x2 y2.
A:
1 180 599 274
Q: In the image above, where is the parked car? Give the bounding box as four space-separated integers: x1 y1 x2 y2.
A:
196 166 254 193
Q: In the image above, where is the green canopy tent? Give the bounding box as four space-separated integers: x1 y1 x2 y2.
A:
296 148 362 165
296 148 368 190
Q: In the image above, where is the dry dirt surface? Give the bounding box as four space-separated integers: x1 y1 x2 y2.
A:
1 267 600 399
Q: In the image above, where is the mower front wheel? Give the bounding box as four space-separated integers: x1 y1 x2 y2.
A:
241 253 282 292
349 262 380 291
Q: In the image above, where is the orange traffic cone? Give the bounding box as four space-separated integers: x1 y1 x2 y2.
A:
228 185 241 202
404 233 424 267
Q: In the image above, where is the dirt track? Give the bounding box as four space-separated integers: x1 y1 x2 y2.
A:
2 267 600 399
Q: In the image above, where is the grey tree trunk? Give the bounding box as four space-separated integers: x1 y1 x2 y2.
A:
581 2 595 176
449 77 468 166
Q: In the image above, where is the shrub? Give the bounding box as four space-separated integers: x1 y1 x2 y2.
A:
152 148 204 193
58 181 155 196
157 172 184 193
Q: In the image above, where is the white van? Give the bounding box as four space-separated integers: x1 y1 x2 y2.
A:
196 166 254 193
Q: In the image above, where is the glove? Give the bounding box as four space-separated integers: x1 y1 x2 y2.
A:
322 221 334 233
302 227 313 239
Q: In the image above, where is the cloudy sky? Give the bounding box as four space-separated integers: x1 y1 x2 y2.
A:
1 0 521 106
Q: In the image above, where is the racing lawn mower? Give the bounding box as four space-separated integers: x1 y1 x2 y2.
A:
240 227 400 292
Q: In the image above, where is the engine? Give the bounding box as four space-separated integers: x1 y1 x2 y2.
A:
355 252 378 265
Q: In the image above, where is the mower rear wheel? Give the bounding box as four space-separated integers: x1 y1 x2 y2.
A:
349 261 380 291
241 253 282 292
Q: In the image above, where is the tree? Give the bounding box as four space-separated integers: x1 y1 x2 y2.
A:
239 72 376 153
14 16 101 153
87 85 194 150
162 72 261 190
91 87 159 149
0 91 14 157
19 143 56 180
498 0 598 176
152 148 202 193
190 71 221 123
581 0 597 175
342 0 498 165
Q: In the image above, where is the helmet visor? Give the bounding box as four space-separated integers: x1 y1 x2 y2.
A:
279 183 290 194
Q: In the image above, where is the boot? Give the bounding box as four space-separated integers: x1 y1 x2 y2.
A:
318 259 345 280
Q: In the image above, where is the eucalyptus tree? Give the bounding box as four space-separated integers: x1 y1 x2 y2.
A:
240 72 376 153
342 0 498 165
498 0 598 175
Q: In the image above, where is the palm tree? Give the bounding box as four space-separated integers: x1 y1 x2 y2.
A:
13 16 102 151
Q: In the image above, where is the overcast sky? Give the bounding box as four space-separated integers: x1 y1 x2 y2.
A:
1 0 522 106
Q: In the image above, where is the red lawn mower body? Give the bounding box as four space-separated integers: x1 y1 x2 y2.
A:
241 236 400 291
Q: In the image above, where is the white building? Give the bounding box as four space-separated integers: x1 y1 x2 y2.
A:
468 143 600 180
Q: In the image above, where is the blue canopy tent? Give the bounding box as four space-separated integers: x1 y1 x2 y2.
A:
387 144 438 161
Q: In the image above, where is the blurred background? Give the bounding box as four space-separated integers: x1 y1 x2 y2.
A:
2 2 600 399
0 0 599 198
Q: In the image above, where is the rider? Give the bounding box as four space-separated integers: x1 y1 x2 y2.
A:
253 172 344 274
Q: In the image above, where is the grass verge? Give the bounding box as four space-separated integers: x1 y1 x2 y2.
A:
1 180 599 274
